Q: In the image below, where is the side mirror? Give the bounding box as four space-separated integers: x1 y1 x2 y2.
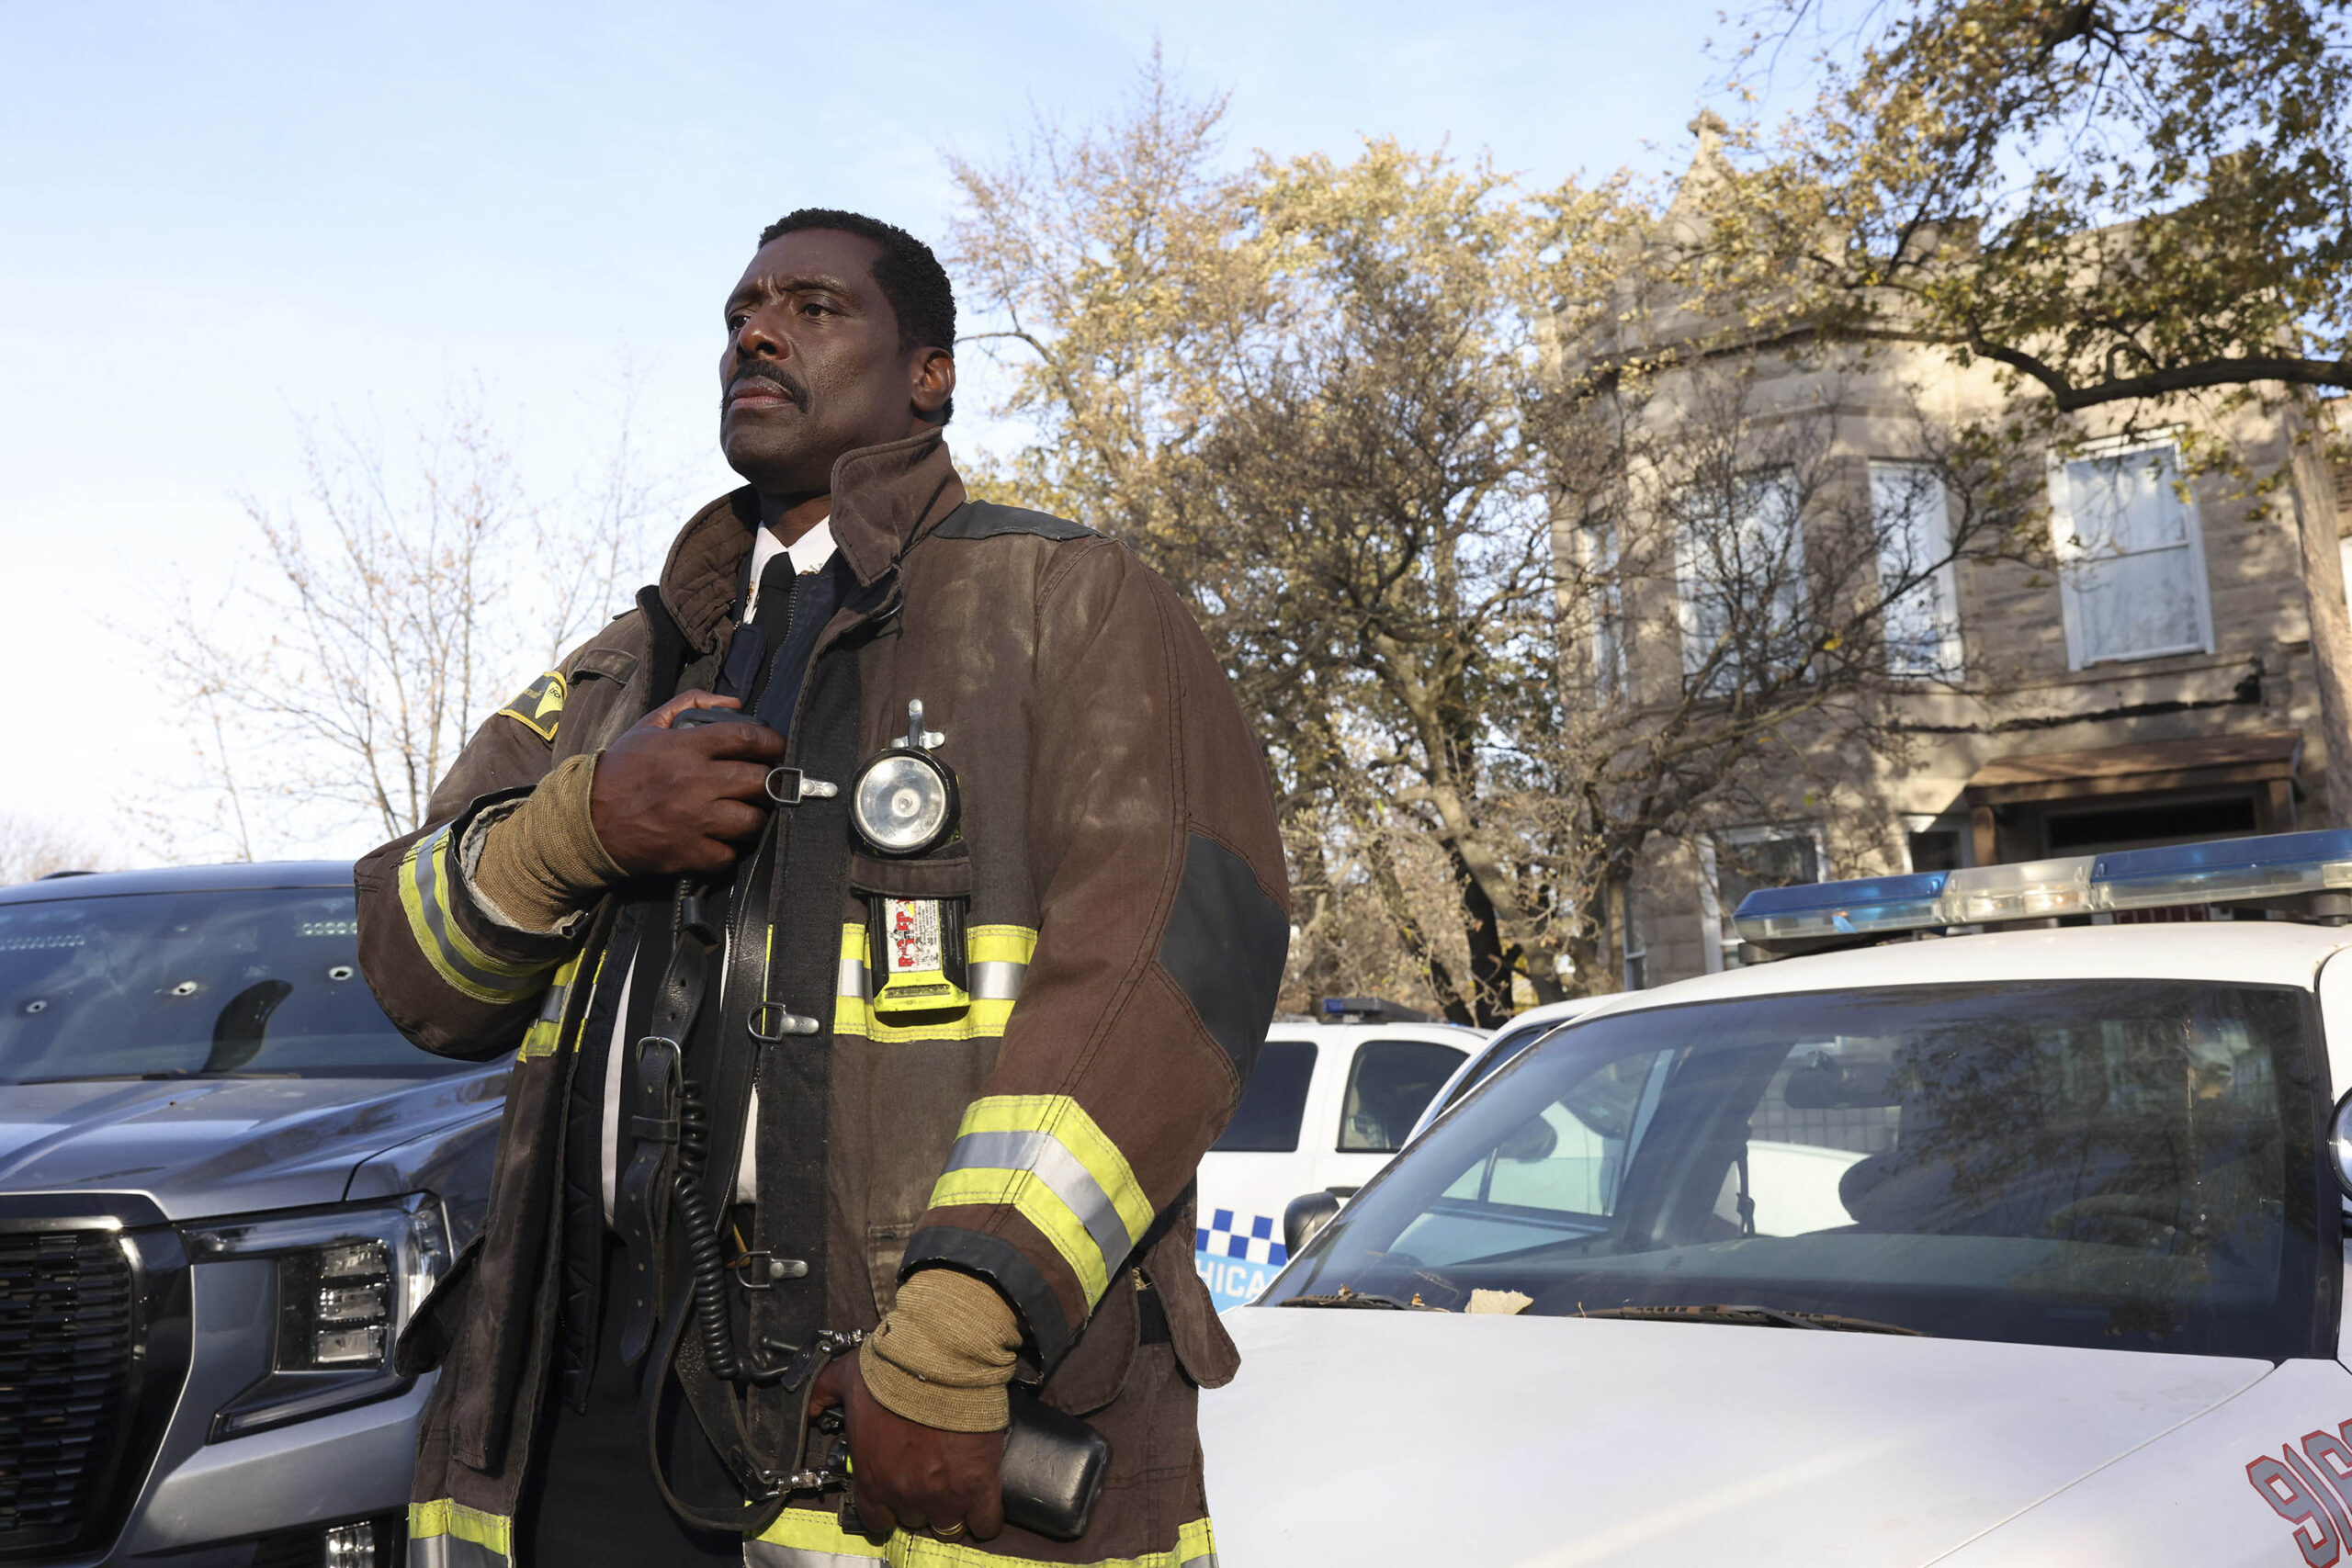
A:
1283 1190 1342 1257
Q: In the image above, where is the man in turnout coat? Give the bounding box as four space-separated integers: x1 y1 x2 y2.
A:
356 209 1289 1568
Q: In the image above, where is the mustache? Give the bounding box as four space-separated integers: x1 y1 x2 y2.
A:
726 365 808 407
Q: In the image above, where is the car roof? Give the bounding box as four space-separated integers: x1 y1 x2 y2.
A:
1487 996 1610 1036
0 861 355 905
1261 1020 1487 1045
1578 919 2352 1025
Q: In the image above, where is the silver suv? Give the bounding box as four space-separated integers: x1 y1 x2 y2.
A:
0 863 505 1567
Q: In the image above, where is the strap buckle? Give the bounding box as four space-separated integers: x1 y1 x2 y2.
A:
629 1035 683 1143
764 767 840 806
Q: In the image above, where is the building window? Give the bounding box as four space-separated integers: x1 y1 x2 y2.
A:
1617 878 1647 992
2050 438 2214 667
1677 468 1807 696
1582 522 1629 700
1903 812 1973 874
1870 460 1963 680
1697 826 1822 973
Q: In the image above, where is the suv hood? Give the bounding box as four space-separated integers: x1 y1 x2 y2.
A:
1208 1308 2267 1568
0 1070 506 1221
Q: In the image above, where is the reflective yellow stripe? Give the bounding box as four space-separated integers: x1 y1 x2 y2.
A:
746 1506 888 1565
748 1508 1216 1567
928 1094 1150 1307
519 951 586 1058
396 823 548 1006
408 1499 512 1568
832 924 1034 1043
967 925 1038 965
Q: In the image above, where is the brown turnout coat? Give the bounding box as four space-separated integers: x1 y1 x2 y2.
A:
355 431 1289 1568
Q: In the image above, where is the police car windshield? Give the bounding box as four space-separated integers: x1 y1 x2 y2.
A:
0 888 465 1083
1265 981 2328 1360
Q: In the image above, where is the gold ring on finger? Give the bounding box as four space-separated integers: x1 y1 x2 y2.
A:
935 1522 966 1539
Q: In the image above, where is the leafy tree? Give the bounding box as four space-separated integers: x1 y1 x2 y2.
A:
953 63 2025 1021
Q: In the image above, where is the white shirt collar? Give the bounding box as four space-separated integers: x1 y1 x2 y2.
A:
743 516 836 620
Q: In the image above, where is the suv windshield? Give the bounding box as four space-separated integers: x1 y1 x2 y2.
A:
1 887 464 1083
1265 981 2328 1359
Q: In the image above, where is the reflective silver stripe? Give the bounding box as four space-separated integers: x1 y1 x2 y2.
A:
407 825 540 1001
411 1534 507 1568
1182 1550 1219 1567
836 954 870 1000
943 1127 1131 1289
742 1543 878 1568
967 960 1025 1001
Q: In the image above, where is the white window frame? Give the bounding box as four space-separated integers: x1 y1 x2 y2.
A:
1582 521 1630 701
1677 467 1807 696
1869 459 1964 681
2048 434 2215 669
1695 824 1827 974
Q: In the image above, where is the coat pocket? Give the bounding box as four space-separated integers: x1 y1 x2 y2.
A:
1142 1205 1240 1390
1039 1269 1138 1418
849 847 974 900
393 1232 482 1376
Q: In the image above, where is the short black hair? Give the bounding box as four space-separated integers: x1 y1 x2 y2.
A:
758 209 956 423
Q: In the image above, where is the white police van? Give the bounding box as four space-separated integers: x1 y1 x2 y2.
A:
1204 830 2352 1565
1193 1000 1484 1312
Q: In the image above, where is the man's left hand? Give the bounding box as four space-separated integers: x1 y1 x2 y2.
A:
808 1356 1006 1542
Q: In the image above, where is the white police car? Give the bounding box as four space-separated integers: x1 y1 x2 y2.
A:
1402 995 1611 1148
1204 830 2352 1565
1194 1000 1484 1311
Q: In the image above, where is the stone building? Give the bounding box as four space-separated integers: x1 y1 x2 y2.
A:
1607 350 2351 989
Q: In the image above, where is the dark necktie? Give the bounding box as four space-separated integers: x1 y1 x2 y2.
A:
719 550 800 699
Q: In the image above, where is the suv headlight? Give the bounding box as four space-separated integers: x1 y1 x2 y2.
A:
182 1193 451 1440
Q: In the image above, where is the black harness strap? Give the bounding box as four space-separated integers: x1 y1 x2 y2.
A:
614 891 718 1367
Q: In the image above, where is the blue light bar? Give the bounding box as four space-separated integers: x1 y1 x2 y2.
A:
2092 829 2352 910
1733 873 1948 946
1731 829 2352 955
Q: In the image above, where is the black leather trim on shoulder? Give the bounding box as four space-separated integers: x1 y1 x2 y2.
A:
931 501 1098 542
901 1224 1074 1371
1156 832 1288 1075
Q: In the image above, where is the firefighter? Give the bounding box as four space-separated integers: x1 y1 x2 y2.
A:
356 209 1289 1568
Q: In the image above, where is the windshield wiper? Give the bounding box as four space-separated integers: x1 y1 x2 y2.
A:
1277 1286 1437 1312
1575 1303 1924 1336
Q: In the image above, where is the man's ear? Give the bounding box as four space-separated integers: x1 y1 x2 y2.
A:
910 347 956 423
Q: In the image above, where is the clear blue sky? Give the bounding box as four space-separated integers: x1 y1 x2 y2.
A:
0 0 1739 854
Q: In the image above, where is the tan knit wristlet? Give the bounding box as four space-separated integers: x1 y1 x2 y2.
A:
469 751 628 933
859 1268 1023 1433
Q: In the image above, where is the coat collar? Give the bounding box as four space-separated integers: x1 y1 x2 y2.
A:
655 430 967 652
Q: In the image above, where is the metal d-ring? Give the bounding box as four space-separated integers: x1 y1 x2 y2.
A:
765 768 839 807
748 1003 822 1042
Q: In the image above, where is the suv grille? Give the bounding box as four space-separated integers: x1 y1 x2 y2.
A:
0 1229 136 1549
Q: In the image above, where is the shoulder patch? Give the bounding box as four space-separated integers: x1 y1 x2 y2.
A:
933 501 1098 543
495 670 567 742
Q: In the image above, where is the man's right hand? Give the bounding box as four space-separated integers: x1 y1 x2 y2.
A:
589 691 784 875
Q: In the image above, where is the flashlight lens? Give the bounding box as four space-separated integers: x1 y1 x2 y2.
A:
854 754 951 853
